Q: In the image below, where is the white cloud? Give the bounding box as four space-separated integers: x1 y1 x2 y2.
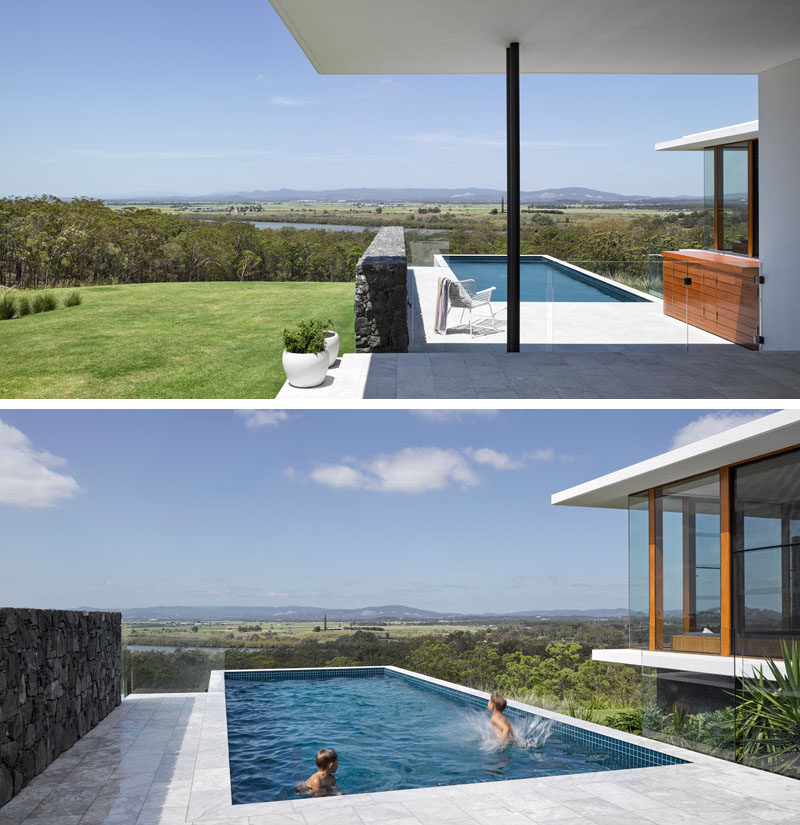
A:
524 448 556 462
310 464 369 489
671 412 770 449
397 133 609 149
308 447 480 494
412 410 499 422
70 149 275 160
303 442 573 493
369 447 479 492
469 448 523 470
235 410 290 429
268 95 311 107
0 420 81 508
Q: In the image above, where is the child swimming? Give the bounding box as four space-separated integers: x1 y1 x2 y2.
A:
487 692 514 743
297 748 339 796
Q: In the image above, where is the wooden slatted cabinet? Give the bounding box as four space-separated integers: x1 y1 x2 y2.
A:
662 250 760 349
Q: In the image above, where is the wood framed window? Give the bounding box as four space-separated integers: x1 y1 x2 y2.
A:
705 140 759 258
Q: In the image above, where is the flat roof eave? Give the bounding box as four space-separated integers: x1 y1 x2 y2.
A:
552 410 800 509
270 1 800 75
655 121 759 151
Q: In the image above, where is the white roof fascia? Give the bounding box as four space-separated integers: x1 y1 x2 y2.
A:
655 121 759 151
551 410 800 510
592 648 786 678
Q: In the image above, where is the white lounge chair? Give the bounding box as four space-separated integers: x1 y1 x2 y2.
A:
448 278 500 336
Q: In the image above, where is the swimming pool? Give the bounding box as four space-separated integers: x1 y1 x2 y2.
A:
438 255 650 303
224 668 685 804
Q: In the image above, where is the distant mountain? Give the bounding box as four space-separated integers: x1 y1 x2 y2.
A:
77 604 628 621
108 186 700 206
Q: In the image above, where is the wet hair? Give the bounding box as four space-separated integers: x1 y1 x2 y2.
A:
490 692 507 712
315 748 338 770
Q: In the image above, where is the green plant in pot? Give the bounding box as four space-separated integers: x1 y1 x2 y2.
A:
282 319 331 388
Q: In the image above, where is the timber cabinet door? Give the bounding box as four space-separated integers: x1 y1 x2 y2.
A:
662 250 760 349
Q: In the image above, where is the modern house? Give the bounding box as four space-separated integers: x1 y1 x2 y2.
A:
656 121 761 348
552 410 799 770
269 0 800 352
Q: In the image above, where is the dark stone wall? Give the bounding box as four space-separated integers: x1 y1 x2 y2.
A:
355 226 409 352
0 608 121 807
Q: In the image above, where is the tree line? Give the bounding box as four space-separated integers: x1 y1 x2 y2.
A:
0 197 374 289
447 211 706 261
125 621 639 714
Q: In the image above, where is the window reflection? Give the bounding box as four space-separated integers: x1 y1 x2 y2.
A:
733 447 800 656
629 493 650 649
720 143 749 255
656 473 721 653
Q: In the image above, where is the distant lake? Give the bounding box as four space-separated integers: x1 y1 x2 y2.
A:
251 220 368 232
125 645 261 653
250 221 446 235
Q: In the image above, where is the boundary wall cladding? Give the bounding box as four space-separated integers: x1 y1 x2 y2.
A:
355 226 409 352
0 608 121 806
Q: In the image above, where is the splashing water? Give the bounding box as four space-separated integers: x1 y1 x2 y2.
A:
451 709 555 753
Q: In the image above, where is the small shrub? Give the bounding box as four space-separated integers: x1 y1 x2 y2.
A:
0 294 15 321
32 292 58 313
40 292 58 312
282 318 332 354
604 708 642 735
17 297 31 316
63 291 82 307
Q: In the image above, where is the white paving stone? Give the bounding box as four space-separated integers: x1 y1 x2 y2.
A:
2 674 798 825
275 266 800 399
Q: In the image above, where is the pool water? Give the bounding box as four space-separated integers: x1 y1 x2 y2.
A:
440 255 648 303
225 672 680 804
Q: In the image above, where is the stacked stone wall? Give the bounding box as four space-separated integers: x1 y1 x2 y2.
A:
355 226 409 352
0 608 121 806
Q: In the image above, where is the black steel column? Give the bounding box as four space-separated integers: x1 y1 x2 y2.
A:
506 42 520 352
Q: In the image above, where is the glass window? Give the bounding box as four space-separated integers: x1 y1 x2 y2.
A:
703 148 716 250
734 447 800 551
733 448 800 654
720 142 749 255
656 473 721 652
629 492 650 648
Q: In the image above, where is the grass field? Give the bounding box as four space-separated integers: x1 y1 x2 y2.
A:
123 620 491 647
111 200 683 228
0 282 355 398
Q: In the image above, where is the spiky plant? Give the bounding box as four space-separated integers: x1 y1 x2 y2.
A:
737 641 800 777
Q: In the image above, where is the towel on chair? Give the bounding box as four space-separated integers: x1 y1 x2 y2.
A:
434 276 451 334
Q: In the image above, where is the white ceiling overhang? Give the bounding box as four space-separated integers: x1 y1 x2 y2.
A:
270 1 800 75
551 411 800 509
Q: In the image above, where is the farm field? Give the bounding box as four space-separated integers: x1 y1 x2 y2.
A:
109 200 684 230
0 282 355 399
123 620 493 648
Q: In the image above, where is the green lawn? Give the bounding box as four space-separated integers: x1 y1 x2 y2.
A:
0 282 355 398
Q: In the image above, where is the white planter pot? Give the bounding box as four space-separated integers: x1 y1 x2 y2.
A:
282 350 329 388
324 330 340 366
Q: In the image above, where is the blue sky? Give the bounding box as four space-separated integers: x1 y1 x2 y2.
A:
0 409 770 613
1 0 757 197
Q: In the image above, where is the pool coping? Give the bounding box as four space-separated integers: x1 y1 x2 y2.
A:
433 253 658 304
185 664 751 822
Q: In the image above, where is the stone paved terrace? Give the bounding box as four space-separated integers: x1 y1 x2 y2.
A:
2 688 799 825
279 263 800 399
276 349 800 399
409 266 729 350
